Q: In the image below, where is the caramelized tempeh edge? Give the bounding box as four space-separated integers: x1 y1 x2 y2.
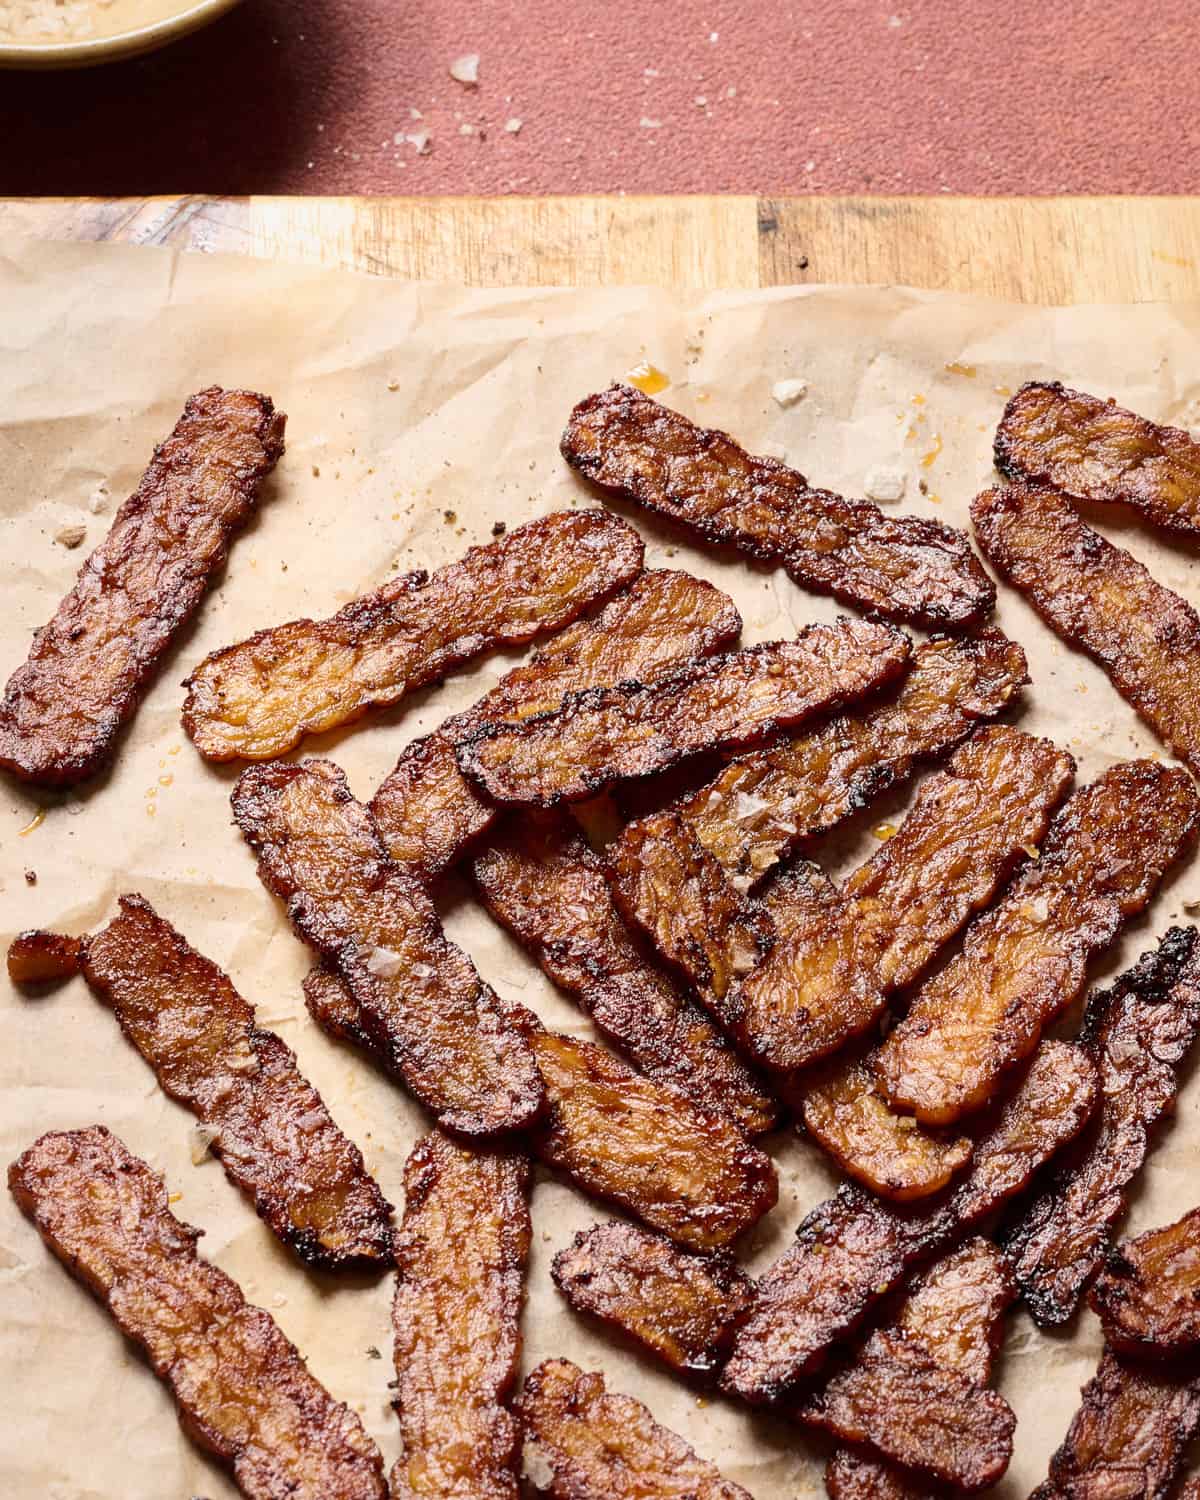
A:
232 759 545 1139
184 508 644 762
390 1131 531 1500
0 387 285 787
1090 1207 1200 1360
562 384 995 629
1003 926 1200 1326
8 1127 387 1500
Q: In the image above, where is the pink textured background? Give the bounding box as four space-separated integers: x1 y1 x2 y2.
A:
3 0 1197 197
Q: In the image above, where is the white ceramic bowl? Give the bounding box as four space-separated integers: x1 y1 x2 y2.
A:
0 0 242 69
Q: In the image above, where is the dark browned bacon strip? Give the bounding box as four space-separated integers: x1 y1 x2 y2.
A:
1090 1207 1200 1361
7 929 82 985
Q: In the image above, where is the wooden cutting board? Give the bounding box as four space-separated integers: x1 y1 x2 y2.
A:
2 195 1200 301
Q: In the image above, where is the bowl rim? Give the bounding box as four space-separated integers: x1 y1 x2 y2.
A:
0 0 242 68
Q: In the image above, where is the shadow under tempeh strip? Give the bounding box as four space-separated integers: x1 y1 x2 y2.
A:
1090 1206 1200 1362
876 759 1199 1126
390 1131 531 1500
8 1126 387 1500
470 812 777 1136
1029 1348 1200 1500
561 384 995 629
551 1221 757 1381
232 759 545 1140
995 380 1200 540
1002 926 1200 1328
721 1041 1098 1403
371 568 742 881
974 481 1200 777
183 507 644 763
70 893 392 1272
521 1358 752 1500
0 387 285 787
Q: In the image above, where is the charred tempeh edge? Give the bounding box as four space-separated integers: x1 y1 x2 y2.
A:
371 569 742 880
1003 927 1200 1327
521 1358 751 1500
995 380 1200 540
562 384 995 629
877 759 1199 1125
1029 1348 1200 1499
470 812 777 1136
822 1240 1014 1500
232 759 545 1139
184 508 644 763
73 894 392 1271
390 1131 531 1500
9 1127 387 1500
7 929 82 985
0 388 285 787
735 725 1075 1073
456 619 911 806
681 629 1029 891
551 1221 757 1380
1090 1207 1200 1361
974 481 1200 777
721 1041 1098 1402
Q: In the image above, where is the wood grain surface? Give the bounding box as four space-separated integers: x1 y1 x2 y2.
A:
2 195 1199 301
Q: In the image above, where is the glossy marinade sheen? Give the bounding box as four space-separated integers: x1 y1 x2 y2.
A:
470 812 777 1136
562 384 995 629
7 929 83 984
0 387 285 786
183 508 644 762
1003 927 1200 1326
1090 1207 1200 1360
390 1131 531 1500
876 759 1199 1125
456 619 911 806
8 1127 387 1500
232 759 544 1139
974 481 1200 777
371 569 741 880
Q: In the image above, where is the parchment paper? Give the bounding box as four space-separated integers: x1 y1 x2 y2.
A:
2 237 1200 1499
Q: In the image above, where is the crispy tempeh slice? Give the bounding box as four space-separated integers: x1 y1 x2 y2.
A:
8 1126 386 1500
390 1131 530 1500
974 480 1200 777
551 1222 756 1380
521 1358 751 1500
1030 1349 1200 1500
562 384 994 629
1003 927 1200 1326
457 619 911 806
183 508 644 762
6 928 82 985
877 759 1198 1126
721 1041 1098 1402
232 759 544 1139
372 569 742 880
682 629 1029 890
736 725 1074 1072
0 388 285 787
71 894 392 1271
995 380 1200 539
1090 1207 1200 1360
470 812 777 1136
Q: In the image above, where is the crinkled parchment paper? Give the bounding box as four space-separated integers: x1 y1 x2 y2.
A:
2 237 1200 1498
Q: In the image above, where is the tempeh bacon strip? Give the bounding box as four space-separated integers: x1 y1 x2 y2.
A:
371 569 742 880
456 619 911 806
876 758 1199 1126
995 380 1200 540
1002 926 1200 1326
973 481 1200 777
520 1358 751 1500
561 384 994 629
1090 1207 1200 1361
183 507 644 762
0 387 285 787
8 1126 387 1500
390 1131 530 1500
232 759 545 1139
470 812 777 1136
721 1041 1098 1403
